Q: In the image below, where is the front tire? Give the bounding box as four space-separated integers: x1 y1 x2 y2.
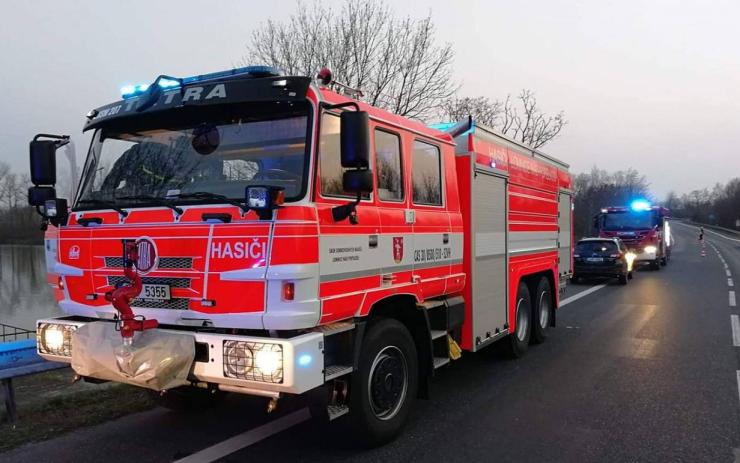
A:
506 281 532 357
531 277 552 344
348 318 418 447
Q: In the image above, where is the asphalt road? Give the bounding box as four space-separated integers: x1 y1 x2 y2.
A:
3 222 740 462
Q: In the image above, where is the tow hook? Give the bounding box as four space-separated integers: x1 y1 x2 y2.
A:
267 397 279 413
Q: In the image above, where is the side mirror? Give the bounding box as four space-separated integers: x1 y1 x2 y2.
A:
340 111 370 169
30 140 58 185
28 186 56 206
342 170 373 194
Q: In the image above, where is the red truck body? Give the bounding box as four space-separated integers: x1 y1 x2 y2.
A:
32 67 573 443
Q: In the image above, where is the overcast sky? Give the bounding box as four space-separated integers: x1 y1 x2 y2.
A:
1 0 738 198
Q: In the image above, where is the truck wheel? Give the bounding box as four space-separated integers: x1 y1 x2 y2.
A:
618 273 628 285
348 318 418 447
531 277 552 344
660 256 667 266
506 282 532 357
652 259 661 270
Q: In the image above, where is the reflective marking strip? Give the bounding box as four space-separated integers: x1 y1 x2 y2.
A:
173 408 311 463
731 291 737 307
732 315 740 347
559 284 608 307
319 259 463 283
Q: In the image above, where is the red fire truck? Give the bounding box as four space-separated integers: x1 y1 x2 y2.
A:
595 201 671 270
28 66 573 445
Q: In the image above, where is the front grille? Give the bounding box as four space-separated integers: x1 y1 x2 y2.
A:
104 257 193 269
107 276 191 288
131 298 190 310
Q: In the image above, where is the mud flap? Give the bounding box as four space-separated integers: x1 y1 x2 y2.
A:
71 322 195 391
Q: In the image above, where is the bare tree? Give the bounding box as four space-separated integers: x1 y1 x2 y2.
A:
244 0 456 121
442 90 566 149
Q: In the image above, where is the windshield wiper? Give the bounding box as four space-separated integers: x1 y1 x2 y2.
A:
77 199 129 217
116 195 184 215
176 192 249 213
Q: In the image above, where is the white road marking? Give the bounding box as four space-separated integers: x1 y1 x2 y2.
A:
560 284 608 307
174 408 311 463
727 269 733 277
731 291 737 307
730 279 735 287
737 371 740 408
732 315 740 347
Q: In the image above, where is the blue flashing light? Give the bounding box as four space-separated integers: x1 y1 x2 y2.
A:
118 65 282 100
630 199 651 211
297 354 312 367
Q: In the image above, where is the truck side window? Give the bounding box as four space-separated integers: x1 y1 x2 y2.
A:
375 129 403 202
319 113 348 197
411 140 442 206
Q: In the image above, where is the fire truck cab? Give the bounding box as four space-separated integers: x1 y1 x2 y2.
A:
595 201 671 270
27 66 573 446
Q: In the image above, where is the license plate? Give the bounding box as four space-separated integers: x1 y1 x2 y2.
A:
139 284 171 301
586 257 604 263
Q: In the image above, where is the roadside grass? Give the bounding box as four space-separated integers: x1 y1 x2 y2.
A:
0 374 156 452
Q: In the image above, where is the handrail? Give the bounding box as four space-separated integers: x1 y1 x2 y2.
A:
0 323 35 342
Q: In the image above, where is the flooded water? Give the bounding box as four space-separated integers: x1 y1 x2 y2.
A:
0 245 61 331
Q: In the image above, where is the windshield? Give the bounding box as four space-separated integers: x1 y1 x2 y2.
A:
76 103 311 209
602 211 656 230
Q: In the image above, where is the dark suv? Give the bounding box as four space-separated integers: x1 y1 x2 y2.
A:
572 238 633 285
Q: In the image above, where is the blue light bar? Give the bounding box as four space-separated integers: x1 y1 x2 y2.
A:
630 199 651 211
119 65 282 99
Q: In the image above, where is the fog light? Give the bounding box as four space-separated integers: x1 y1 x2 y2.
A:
223 341 283 383
37 323 77 357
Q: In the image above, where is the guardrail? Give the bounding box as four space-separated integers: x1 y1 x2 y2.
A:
0 323 34 342
675 219 740 237
1 327 67 424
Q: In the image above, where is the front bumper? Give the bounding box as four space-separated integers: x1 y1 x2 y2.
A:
574 263 625 278
36 317 325 396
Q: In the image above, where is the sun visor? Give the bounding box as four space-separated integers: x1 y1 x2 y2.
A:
71 322 195 391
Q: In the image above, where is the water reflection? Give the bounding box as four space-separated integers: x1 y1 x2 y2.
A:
0 245 61 330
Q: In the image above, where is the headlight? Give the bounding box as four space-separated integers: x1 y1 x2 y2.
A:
644 246 657 254
37 323 77 357
223 340 283 383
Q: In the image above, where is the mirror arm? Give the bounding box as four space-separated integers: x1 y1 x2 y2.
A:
321 101 361 112
33 133 70 148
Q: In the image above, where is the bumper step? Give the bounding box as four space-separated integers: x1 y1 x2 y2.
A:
433 357 450 369
325 364 353 381
328 403 349 421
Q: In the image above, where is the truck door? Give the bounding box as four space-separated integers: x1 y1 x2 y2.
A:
557 191 573 279
409 139 450 300
315 112 381 323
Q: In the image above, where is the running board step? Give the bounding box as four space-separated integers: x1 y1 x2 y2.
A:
328 404 349 421
433 357 450 369
325 364 353 381
311 321 355 336
430 330 447 340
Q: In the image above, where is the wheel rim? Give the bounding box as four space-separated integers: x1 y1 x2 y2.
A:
515 298 529 341
538 290 550 329
367 345 408 421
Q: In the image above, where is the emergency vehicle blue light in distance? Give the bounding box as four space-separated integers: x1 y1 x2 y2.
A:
630 199 651 211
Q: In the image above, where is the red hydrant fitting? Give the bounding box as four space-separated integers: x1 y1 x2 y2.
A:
105 240 159 341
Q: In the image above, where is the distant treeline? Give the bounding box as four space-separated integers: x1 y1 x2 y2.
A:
665 179 740 229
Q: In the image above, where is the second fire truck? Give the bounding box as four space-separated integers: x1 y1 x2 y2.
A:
28 66 573 445
595 200 671 269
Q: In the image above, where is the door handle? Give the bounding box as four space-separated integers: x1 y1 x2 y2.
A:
369 235 378 248
443 233 449 245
